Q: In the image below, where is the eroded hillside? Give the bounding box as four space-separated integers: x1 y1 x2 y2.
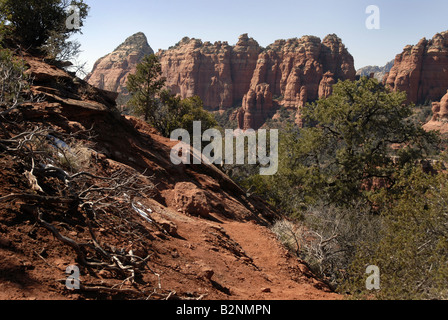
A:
0 53 339 300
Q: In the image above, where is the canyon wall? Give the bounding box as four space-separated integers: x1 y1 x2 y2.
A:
157 34 262 111
158 34 355 129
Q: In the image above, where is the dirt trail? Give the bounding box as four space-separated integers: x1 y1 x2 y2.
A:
160 208 341 300
0 183 340 301
222 221 340 300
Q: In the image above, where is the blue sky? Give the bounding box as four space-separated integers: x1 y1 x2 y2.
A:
75 0 448 73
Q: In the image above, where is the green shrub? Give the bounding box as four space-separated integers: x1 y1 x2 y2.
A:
245 79 439 217
127 54 165 123
343 167 448 300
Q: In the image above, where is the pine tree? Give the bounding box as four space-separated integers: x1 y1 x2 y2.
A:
126 54 166 123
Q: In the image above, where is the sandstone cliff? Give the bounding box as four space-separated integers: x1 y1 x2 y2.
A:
158 34 262 111
424 90 448 133
384 31 448 104
86 32 355 130
236 34 355 129
159 34 355 129
85 32 154 93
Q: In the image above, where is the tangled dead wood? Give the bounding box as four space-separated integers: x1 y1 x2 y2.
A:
0 119 179 298
0 51 199 300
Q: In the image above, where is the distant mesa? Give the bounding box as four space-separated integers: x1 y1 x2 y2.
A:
356 60 394 82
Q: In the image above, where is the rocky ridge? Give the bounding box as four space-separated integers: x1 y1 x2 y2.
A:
157 34 262 111
86 32 355 130
84 32 154 94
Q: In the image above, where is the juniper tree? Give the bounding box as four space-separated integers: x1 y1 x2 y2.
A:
0 0 89 49
245 78 439 215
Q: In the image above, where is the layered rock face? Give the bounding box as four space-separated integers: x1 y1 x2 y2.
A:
424 90 448 133
85 32 154 93
158 34 262 111
159 34 355 129
384 31 448 104
235 34 355 129
236 83 274 130
87 32 355 130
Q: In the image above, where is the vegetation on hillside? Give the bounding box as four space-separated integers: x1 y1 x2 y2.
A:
1 0 447 300
0 0 89 75
343 167 448 299
0 0 88 48
239 78 447 298
245 78 439 213
126 54 217 137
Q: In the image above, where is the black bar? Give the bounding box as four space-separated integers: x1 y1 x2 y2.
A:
0 300 445 319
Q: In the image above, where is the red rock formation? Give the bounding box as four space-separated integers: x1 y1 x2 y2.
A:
385 31 448 104
87 32 355 130
231 34 264 104
170 182 211 218
318 71 336 99
85 32 154 93
431 90 448 121
237 34 355 129
159 33 355 123
236 83 274 130
158 34 262 111
423 90 448 133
